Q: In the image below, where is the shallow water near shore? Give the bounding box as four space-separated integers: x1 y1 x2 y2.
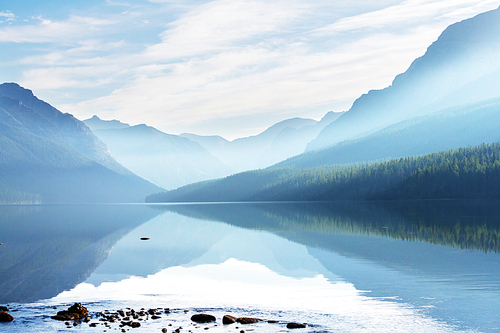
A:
1 201 500 332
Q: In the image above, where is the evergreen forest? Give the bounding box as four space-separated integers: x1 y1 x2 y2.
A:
147 142 500 202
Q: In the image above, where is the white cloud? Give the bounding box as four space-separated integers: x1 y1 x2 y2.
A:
0 12 15 18
0 15 115 43
144 0 309 61
315 0 500 34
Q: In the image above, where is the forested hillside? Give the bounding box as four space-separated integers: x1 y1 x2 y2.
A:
147 142 500 202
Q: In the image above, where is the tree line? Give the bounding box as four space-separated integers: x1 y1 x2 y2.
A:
147 142 500 202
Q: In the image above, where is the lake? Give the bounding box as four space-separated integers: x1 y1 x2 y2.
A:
1 200 500 332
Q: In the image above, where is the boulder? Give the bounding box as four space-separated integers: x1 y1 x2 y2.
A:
236 317 262 324
0 306 8 312
130 322 141 328
191 314 216 323
0 311 14 322
222 315 237 325
286 322 307 329
51 303 88 321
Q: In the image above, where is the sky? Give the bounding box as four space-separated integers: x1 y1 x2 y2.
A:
1 0 499 139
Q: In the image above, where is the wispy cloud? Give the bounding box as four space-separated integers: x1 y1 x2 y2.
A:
145 0 310 61
315 0 500 34
0 15 116 43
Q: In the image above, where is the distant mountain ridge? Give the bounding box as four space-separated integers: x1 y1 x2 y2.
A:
182 111 344 172
84 116 232 190
308 6 500 151
84 115 130 130
0 83 161 203
275 98 500 169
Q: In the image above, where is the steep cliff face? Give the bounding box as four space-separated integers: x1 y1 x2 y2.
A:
307 6 500 151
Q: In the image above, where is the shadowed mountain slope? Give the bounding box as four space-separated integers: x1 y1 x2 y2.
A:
0 83 161 203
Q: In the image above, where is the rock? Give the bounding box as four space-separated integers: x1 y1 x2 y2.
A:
268 320 279 323
162 328 168 333
191 314 216 323
130 322 141 328
89 322 98 327
222 315 237 325
286 322 307 329
236 317 262 324
140 238 150 240
0 311 14 322
151 315 161 319
0 306 8 312
52 303 89 321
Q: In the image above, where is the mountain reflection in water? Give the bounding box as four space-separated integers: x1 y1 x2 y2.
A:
1 200 500 332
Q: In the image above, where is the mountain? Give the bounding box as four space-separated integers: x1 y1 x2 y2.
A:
84 115 130 130
0 83 161 203
307 6 500 151
0 83 128 174
181 112 343 172
84 116 232 190
275 98 500 169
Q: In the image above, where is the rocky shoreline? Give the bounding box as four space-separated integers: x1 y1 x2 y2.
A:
1 303 314 332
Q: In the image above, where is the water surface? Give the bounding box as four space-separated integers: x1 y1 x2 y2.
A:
1 201 500 332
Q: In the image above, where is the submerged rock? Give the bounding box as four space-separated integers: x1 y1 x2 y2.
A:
51 303 88 321
0 311 14 322
236 317 262 324
191 314 216 323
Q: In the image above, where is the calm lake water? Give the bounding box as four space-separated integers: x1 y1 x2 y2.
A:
1 200 500 332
